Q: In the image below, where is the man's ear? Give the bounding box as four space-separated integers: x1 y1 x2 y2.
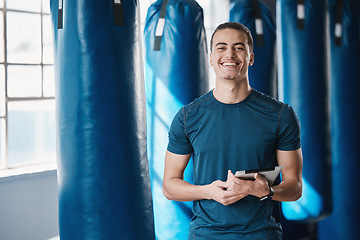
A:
249 53 254 66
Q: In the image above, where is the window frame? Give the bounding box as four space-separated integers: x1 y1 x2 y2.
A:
0 0 55 173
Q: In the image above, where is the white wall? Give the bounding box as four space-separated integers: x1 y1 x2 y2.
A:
0 170 59 240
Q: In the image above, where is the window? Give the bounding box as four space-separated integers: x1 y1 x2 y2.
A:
0 0 56 172
0 0 228 173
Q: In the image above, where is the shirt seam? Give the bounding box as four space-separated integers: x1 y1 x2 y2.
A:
183 96 211 138
251 93 283 138
276 104 285 137
252 93 282 114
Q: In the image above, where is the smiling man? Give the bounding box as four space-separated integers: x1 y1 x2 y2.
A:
163 22 303 240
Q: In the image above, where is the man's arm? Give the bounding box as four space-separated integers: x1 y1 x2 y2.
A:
163 151 247 205
226 148 303 202
271 148 303 201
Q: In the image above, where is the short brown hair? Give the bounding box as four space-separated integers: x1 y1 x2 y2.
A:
210 22 254 53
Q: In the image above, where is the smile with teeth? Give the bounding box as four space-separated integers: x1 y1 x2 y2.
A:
221 62 239 67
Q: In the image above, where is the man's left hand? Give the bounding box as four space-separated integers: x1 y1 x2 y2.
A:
226 170 270 199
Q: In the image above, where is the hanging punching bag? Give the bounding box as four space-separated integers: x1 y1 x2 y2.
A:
144 0 209 239
277 0 332 222
230 0 277 97
50 0 155 239
319 1 360 239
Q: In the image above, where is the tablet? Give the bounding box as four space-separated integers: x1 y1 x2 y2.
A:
234 166 283 186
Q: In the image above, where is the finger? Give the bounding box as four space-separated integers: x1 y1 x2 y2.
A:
223 189 240 199
222 193 247 206
226 170 237 189
254 173 265 181
229 171 245 185
214 180 228 188
227 170 238 182
254 173 268 186
227 170 234 180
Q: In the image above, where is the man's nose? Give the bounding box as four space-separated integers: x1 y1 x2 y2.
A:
225 48 236 58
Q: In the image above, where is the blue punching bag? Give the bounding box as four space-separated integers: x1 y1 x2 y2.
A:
230 0 277 97
319 1 360 239
50 0 155 239
277 0 332 222
144 0 209 239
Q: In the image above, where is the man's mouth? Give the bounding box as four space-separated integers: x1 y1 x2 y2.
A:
221 62 239 67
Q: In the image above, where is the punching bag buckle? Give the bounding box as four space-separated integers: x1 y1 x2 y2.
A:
297 0 305 29
58 0 63 29
113 0 125 25
154 0 169 51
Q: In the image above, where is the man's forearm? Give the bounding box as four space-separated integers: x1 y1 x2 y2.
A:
272 179 302 202
163 178 209 201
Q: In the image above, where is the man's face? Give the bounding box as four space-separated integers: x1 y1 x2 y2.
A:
210 28 254 82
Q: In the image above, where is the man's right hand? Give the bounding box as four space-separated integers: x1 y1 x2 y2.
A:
206 180 248 206
164 151 248 205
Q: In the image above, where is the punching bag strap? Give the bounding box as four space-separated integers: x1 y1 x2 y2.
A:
58 0 63 29
253 0 264 47
154 0 169 51
297 0 305 29
334 0 344 46
113 0 125 25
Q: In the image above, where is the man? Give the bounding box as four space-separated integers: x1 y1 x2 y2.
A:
163 22 303 240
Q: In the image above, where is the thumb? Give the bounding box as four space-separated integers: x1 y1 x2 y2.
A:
254 172 262 181
254 173 267 183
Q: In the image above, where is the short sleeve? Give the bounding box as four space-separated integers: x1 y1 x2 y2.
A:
277 104 301 151
167 107 194 155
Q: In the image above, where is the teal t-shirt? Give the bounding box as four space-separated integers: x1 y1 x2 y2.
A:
167 89 301 240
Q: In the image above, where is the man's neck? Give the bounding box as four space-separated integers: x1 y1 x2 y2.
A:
213 78 252 104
